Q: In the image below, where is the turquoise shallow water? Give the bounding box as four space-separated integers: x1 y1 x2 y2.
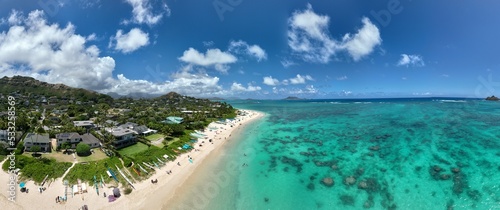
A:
169 98 500 210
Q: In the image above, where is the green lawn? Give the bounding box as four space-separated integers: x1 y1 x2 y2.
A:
145 133 164 141
118 142 149 156
77 149 108 162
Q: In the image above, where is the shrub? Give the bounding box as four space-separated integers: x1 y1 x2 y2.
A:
122 156 133 167
15 142 24 155
124 187 132 195
76 143 91 156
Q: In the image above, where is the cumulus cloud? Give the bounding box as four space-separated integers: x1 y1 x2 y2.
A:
7 10 22 25
231 82 261 92
110 28 149 53
340 18 382 61
263 74 314 86
263 76 280 86
288 4 336 63
287 4 381 63
228 40 267 61
0 10 116 91
105 70 226 96
0 10 231 97
178 48 237 73
397 54 425 67
179 40 266 73
287 85 318 95
289 74 314 84
123 0 170 26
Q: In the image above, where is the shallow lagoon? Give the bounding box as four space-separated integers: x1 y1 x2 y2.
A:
170 99 500 210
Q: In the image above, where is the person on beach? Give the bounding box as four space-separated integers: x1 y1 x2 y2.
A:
177 162 181 166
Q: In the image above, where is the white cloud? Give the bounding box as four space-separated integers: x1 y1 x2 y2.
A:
231 82 261 92
228 40 267 61
105 70 226 96
110 28 149 53
287 4 381 63
397 54 425 67
263 76 280 86
178 48 237 73
280 58 297 68
123 0 169 26
288 4 336 63
0 10 234 97
288 85 318 95
179 41 266 73
214 63 230 74
86 33 97 41
289 74 314 84
340 18 382 61
7 10 22 25
0 10 116 91
441 74 450 78
336 76 348 80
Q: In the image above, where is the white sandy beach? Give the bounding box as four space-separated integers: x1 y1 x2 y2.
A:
0 109 264 210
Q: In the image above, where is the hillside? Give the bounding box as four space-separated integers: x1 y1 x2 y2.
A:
0 76 113 104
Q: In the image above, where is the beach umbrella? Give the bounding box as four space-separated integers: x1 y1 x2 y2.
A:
19 182 25 188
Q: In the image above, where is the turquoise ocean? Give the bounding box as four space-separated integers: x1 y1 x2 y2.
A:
169 98 500 210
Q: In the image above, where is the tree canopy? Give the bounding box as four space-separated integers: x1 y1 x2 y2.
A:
76 143 91 156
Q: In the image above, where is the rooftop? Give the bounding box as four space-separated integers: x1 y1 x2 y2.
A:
81 133 100 145
56 132 80 139
111 128 135 137
24 133 50 143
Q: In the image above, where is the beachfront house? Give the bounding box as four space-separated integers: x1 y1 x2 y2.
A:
81 133 101 148
24 133 51 152
110 128 136 149
162 116 183 124
56 132 82 149
56 132 101 149
119 122 156 135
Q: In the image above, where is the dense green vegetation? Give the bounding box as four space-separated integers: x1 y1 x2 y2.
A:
64 157 123 185
0 76 238 185
76 143 91 156
1 156 72 183
0 76 113 104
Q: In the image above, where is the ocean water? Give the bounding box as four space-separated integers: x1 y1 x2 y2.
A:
169 98 500 210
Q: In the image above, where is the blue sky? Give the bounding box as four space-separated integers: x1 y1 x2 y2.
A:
0 0 499 99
